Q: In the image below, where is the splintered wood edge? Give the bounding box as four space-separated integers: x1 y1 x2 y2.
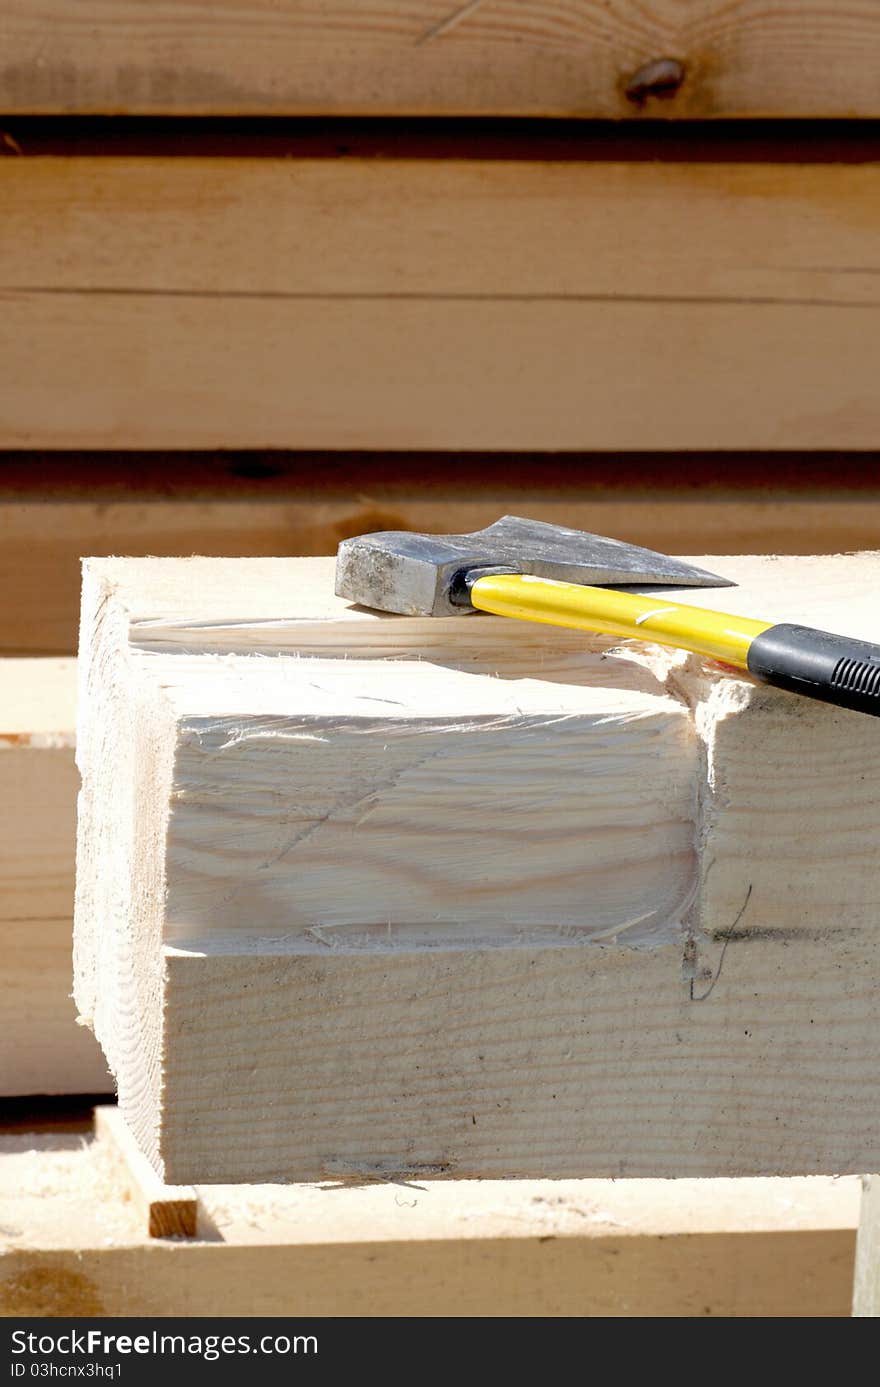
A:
94 1105 198 1238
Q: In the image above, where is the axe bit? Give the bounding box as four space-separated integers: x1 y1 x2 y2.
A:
336 516 880 718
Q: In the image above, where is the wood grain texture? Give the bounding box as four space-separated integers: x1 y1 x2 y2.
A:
0 1134 861 1317
74 554 880 1182
0 660 111 1096
4 456 880 655
5 157 880 449
165 672 695 950
2 1 880 117
161 931 880 1182
0 917 112 1097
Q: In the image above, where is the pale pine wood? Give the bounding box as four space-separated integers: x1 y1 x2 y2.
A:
94 1106 197 1239
0 660 111 1097
0 1132 861 1317
5 158 880 449
854 1177 880 1315
159 935 878 1182
164 668 695 948
74 554 880 1183
2 1 880 117
0 917 111 1097
4 458 880 655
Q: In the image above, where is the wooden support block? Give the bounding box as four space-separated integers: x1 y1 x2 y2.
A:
94 1106 197 1239
3 1 880 118
0 659 111 1096
74 554 880 1185
0 1132 862 1317
5 158 880 450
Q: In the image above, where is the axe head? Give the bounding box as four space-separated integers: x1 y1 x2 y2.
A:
335 515 733 617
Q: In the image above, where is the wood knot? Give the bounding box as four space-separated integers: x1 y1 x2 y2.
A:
625 57 686 105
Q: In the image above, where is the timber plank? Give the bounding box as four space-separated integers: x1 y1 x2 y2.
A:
160 932 879 1182
2 2 880 118
0 1133 862 1317
0 659 111 1097
854 1176 880 1315
4 158 880 449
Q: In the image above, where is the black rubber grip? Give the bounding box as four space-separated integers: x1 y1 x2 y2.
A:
747 623 880 717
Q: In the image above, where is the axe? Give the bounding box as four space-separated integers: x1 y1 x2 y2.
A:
336 516 880 718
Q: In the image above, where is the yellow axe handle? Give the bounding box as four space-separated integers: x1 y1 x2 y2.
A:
469 573 771 668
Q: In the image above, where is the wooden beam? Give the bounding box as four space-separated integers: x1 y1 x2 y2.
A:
3 456 880 656
0 1131 861 1316
0 659 111 1097
2 2 880 118
4 158 880 450
74 554 880 1184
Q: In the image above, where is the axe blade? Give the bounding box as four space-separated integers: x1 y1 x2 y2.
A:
335 515 733 617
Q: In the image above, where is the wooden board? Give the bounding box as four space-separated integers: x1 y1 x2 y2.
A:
0 659 111 1097
4 456 880 656
5 157 880 450
3 2 880 118
854 1176 880 1316
0 1131 861 1317
73 554 880 1183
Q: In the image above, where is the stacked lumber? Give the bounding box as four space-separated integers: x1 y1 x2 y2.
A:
2 0 877 1329
4 157 880 450
74 553 880 1185
2 0 879 118
0 660 110 1096
0 1127 861 1317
